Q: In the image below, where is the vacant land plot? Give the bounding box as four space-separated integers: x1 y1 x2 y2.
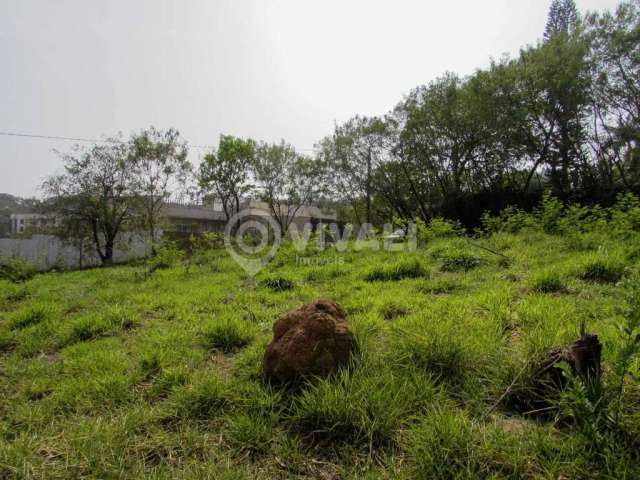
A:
1 223 639 478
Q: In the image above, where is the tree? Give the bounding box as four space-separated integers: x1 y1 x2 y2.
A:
198 135 255 222
130 127 190 245
42 139 138 265
587 0 640 189
319 116 389 224
545 0 580 41
253 141 326 234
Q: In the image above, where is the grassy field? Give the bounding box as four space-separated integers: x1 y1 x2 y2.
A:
1 208 640 478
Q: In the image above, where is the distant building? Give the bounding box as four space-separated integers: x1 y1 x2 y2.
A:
163 199 337 234
10 200 338 236
10 213 57 235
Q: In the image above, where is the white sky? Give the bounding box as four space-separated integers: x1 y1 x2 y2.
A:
0 0 622 197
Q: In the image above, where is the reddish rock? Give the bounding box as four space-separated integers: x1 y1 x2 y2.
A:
263 300 355 381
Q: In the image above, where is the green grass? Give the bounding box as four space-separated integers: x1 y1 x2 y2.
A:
0 230 639 478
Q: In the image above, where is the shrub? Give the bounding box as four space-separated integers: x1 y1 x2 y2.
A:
537 193 564 234
0 255 37 283
146 241 184 275
481 206 536 234
202 318 254 353
364 259 429 282
416 217 464 242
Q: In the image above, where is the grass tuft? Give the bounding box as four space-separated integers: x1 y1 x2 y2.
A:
578 254 625 283
202 318 254 353
258 276 295 291
364 259 429 282
531 270 566 293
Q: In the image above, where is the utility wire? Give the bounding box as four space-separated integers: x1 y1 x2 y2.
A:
0 131 317 152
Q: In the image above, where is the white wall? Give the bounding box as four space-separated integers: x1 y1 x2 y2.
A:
0 234 150 271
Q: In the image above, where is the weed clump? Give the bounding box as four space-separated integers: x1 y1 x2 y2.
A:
225 413 274 454
364 259 429 282
170 378 232 420
258 276 295 292
0 256 37 283
379 301 411 320
531 270 566 293
579 255 625 283
149 367 189 399
440 253 482 273
291 367 436 445
405 409 478 479
416 277 462 295
394 329 469 384
9 304 53 330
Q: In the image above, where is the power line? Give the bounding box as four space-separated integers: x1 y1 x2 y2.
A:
0 130 317 152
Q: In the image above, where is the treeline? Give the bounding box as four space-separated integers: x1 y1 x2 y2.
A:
42 0 640 264
316 0 640 227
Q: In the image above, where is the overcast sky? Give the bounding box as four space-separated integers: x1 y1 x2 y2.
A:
0 0 622 197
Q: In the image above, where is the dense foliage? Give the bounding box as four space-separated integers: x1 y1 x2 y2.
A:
317 0 640 227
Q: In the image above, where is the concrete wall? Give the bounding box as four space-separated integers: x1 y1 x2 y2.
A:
0 234 150 271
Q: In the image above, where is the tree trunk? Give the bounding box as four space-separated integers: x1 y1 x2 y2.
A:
103 238 114 266
365 148 372 224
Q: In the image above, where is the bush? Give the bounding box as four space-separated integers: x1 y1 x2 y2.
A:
537 193 564 234
0 255 37 283
364 259 429 282
146 241 184 275
202 318 254 353
481 206 536 234
416 217 464 242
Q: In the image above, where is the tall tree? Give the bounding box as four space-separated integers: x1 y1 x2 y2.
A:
198 135 256 222
545 0 580 41
130 127 190 245
587 0 640 189
319 116 388 224
253 141 325 234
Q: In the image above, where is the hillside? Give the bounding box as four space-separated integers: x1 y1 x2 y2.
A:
0 204 639 478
